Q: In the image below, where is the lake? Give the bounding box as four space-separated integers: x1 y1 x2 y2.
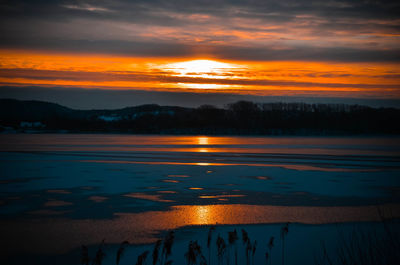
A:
0 134 399 265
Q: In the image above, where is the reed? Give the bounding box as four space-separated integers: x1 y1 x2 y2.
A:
162 231 175 265
251 240 257 265
228 229 238 265
116 241 129 265
91 222 400 265
152 240 162 265
135 250 149 265
280 223 289 265
246 240 252 265
92 239 106 265
241 229 250 265
241 229 249 245
216 234 227 265
315 222 400 265
207 226 215 265
185 240 207 265
266 237 274 265
81 245 90 265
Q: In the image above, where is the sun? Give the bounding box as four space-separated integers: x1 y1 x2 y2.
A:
164 59 238 78
159 59 241 90
197 136 209 145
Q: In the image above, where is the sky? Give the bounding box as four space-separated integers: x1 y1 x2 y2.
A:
0 0 400 109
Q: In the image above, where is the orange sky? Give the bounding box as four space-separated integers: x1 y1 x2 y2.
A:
1 50 399 99
1 1 400 106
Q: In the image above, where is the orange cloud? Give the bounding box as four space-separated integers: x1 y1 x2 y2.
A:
0 49 399 99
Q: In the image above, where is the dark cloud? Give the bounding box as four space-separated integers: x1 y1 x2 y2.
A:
0 38 195 58
2 1 399 20
0 0 399 61
212 45 400 63
1 37 399 62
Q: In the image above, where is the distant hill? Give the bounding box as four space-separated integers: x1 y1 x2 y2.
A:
0 98 399 135
0 98 76 121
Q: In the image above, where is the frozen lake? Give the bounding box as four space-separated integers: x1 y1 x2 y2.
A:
0 134 399 264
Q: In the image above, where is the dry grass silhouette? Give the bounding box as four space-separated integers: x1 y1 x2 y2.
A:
83 220 399 265
241 229 250 265
228 229 238 265
135 250 149 265
92 239 106 265
216 234 227 265
316 222 400 265
280 223 289 265
152 240 162 265
185 240 207 265
266 236 275 265
116 241 129 265
81 245 89 265
207 226 215 265
251 240 257 265
161 231 175 265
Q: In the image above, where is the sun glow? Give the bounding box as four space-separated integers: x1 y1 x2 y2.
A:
198 137 209 145
178 83 233 89
164 59 239 78
1 50 399 97
196 162 211 166
161 59 241 89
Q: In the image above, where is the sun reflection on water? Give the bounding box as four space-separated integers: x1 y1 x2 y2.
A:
195 205 212 224
3 204 398 253
197 137 210 153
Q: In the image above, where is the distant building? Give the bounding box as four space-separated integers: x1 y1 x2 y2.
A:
98 115 122 122
20 121 45 128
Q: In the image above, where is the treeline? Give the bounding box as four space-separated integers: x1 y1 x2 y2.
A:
1 99 399 135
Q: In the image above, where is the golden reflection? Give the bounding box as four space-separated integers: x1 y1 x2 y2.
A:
198 194 246 199
85 160 376 172
195 205 212 224
88 196 108 203
44 200 73 207
162 179 180 183
198 137 210 153
157 190 177 194
167 175 190 178
124 193 174 202
9 132 399 155
46 189 72 194
4 204 399 253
